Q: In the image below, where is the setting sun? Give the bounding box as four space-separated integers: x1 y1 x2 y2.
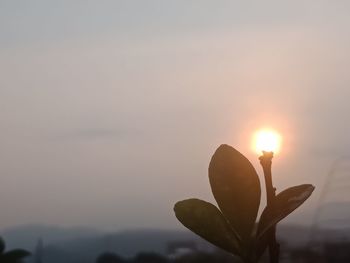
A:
252 129 282 154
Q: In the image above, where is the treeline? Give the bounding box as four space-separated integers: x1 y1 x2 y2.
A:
95 251 238 263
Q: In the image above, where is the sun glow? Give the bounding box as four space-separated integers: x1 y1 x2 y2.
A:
252 129 282 154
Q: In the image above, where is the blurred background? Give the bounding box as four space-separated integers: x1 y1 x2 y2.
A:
1 1 350 262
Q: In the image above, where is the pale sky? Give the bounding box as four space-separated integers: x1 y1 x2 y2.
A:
1 1 350 231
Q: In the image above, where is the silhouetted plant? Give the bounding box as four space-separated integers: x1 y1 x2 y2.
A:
0 236 30 263
174 144 314 263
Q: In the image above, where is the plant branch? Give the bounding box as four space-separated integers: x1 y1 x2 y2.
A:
259 151 280 263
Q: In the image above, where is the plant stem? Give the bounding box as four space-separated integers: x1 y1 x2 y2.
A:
259 151 280 263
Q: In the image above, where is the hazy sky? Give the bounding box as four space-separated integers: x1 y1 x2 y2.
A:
1 1 350 231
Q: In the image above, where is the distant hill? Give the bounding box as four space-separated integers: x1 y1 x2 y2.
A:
0 224 101 250
43 229 200 263
1 224 350 263
1 227 201 263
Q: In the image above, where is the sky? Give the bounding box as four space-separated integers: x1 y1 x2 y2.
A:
1 0 350 231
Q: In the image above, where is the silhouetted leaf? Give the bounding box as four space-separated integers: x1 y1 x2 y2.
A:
174 198 241 255
257 184 314 239
0 237 5 254
2 249 30 262
254 229 271 260
209 144 261 240
254 185 314 260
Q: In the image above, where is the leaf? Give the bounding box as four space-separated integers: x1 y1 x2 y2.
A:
209 144 261 240
174 198 241 255
254 229 271 260
255 184 314 260
0 237 5 254
257 184 315 239
2 249 30 262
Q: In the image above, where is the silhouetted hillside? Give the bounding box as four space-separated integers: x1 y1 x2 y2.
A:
2 224 350 263
1 225 101 250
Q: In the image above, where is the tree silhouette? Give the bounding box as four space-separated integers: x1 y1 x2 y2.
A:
0 237 30 263
96 252 125 263
133 252 168 263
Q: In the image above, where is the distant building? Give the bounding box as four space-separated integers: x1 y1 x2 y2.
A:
34 238 44 263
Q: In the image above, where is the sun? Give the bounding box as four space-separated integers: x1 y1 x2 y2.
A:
252 128 282 154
